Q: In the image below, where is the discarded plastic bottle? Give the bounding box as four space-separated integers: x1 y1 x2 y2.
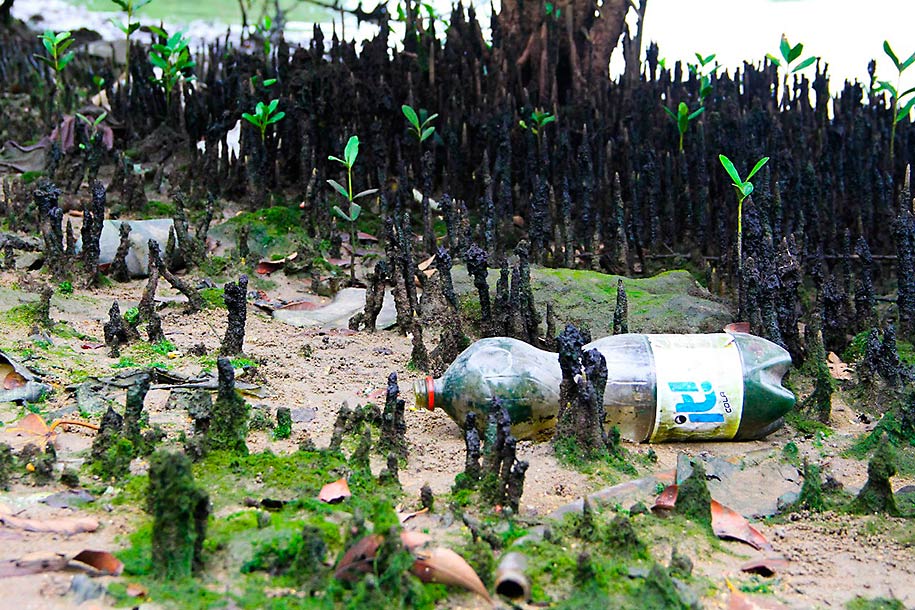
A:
413 333 795 443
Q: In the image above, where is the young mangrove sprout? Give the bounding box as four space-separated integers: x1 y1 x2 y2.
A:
328 135 378 283
874 40 915 164
767 34 817 74
718 154 769 272
402 104 437 149
34 30 75 118
519 108 556 150
109 0 152 90
687 52 717 103
663 101 704 152
148 28 196 108
242 99 285 143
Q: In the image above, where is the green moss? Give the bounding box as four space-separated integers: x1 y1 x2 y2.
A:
846 597 905 610
92 436 135 481
147 450 209 580
273 407 292 440
553 436 638 482
0 443 14 490
4 303 37 327
785 409 833 436
847 437 900 516
674 460 712 530
199 287 226 309
793 461 825 512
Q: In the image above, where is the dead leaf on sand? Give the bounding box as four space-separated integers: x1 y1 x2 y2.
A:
711 501 772 551
0 549 122 578
411 546 492 603
739 556 789 576
319 478 352 503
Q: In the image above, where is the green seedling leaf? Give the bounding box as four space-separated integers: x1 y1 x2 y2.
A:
884 40 901 72
746 156 770 181
349 203 362 221
402 104 420 129
267 111 285 124
787 42 803 64
58 52 75 70
327 179 349 200
344 136 359 168
267 99 279 113
332 205 351 222
792 56 816 73
241 112 257 125
766 53 781 67
688 107 705 120
902 50 915 72
662 106 677 122
896 97 915 123
779 36 791 64
876 80 897 97
421 126 435 141
353 189 378 200
75 112 90 125
422 113 439 128
719 155 742 186
263 78 277 87
741 182 754 199
518 120 528 130
148 25 167 38
328 155 346 166
540 114 556 126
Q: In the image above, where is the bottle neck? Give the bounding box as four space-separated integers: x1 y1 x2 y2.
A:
413 376 441 411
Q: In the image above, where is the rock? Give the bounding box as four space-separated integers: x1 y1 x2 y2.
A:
452 267 732 336
69 573 106 603
75 219 175 278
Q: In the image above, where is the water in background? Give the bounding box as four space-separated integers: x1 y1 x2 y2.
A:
13 0 915 91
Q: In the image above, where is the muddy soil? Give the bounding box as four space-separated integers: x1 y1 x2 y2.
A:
0 254 912 609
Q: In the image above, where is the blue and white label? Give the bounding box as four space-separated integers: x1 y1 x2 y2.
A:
648 333 744 442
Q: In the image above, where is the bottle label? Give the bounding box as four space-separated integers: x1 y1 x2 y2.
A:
648 333 744 442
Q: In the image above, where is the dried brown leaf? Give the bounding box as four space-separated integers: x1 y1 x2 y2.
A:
72 550 124 575
319 478 351 503
410 546 492 603
3 371 25 390
711 501 771 551
739 556 788 576
334 534 383 581
651 484 678 513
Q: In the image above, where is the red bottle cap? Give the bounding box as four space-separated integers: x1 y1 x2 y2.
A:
424 376 435 411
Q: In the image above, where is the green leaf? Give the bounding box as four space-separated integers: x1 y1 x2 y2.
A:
791 56 816 73
267 111 285 124
328 155 346 166
332 205 351 222
267 99 279 114
766 53 781 67
111 0 129 9
401 104 420 129
263 78 277 87
703 54 715 65
746 156 770 181
779 35 791 64
353 189 378 200
343 136 359 168
884 40 902 72
903 50 915 72
678 113 689 135
688 107 705 121
327 179 349 200
518 120 528 130
741 182 754 198
787 42 803 64
111 18 128 33
41 36 54 56
241 112 258 126
718 154 742 186
349 203 362 221
422 113 439 128
876 80 898 97
677 102 689 117
899 85 915 99
75 112 90 125
662 106 677 122
421 126 435 141
128 23 140 35
135 0 153 9
896 97 915 123
58 51 75 70
57 38 74 54
149 53 167 69
95 112 108 126
540 114 556 126
148 25 167 38
55 31 72 44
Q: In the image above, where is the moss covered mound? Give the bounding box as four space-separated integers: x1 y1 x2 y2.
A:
454 267 731 336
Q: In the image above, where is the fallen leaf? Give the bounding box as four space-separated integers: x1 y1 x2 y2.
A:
411 546 492 603
72 550 123 575
739 556 788 576
319 478 351 503
255 260 284 275
334 534 383 581
711 501 771 551
0 514 99 535
399 530 432 550
724 322 751 334
651 484 678 512
357 231 378 242
826 352 852 380
3 371 25 390
126 583 148 598
275 301 321 312
399 508 429 524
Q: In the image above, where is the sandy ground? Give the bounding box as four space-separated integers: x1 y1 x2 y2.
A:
0 262 912 609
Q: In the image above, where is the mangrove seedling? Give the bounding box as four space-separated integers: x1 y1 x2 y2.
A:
401 104 437 147
148 28 196 107
255 15 273 57
242 99 285 143
75 111 108 147
109 0 152 89
687 52 717 102
328 135 377 283
34 30 75 76
718 154 769 271
874 40 915 163
663 101 704 152
34 30 75 118
767 34 817 74
519 108 556 149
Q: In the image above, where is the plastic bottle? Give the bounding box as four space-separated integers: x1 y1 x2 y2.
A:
413 332 795 443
